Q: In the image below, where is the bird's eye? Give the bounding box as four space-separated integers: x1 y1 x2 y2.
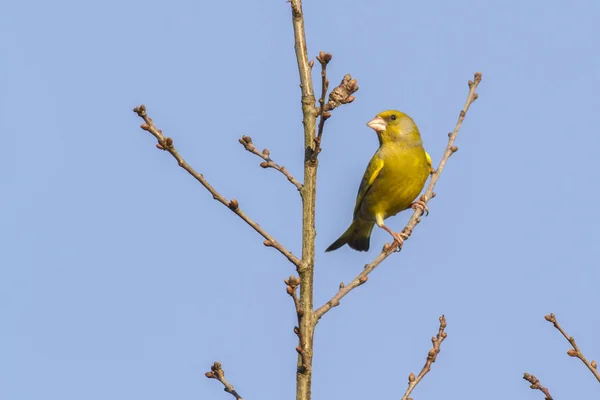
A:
390 115 397 121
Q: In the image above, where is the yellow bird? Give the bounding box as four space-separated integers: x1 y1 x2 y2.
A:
326 110 431 252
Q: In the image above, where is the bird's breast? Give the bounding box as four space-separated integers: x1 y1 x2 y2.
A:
359 148 429 221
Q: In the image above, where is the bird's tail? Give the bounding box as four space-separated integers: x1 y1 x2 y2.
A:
325 219 375 252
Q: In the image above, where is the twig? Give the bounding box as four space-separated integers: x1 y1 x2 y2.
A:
401 315 448 400
238 135 303 192
285 276 302 318
285 276 308 371
315 72 482 320
544 313 600 382
312 73 358 159
523 373 553 400
205 362 243 400
133 105 301 268
312 51 331 159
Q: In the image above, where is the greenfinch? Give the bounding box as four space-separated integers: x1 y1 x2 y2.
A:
326 110 431 252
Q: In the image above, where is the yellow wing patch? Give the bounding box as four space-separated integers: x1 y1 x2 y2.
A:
425 151 434 174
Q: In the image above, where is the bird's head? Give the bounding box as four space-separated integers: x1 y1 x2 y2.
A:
366 110 421 146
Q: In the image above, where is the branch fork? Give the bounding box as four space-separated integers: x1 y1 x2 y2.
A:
133 105 301 268
239 135 303 192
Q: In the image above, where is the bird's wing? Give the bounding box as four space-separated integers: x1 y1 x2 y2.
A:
353 154 384 218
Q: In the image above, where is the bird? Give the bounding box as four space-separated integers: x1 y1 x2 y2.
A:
326 110 432 252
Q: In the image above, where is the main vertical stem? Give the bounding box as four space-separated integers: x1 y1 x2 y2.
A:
290 1 317 400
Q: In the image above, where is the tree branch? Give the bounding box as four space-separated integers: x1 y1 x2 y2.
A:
401 315 448 400
544 313 600 382
205 362 244 400
238 135 303 192
312 51 331 158
523 373 553 400
315 72 482 320
133 105 301 268
289 1 319 399
312 66 358 159
285 276 309 369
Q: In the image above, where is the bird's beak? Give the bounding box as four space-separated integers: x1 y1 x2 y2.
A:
366 116 387 133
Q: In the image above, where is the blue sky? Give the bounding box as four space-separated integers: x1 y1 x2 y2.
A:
2 0 599 399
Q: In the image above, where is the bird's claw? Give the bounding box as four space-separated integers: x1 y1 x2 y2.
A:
383 231 409 253
410 197 429 216
383 242 401 253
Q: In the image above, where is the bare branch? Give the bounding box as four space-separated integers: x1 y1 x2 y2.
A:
315 72 482 320
523 373 553 400
313 51 331 159
285 276 309 371
133 105 301 268
289 1 320 399
311 60 358 160
238 135 303 192
205 362 244 400
401 315 448 400
285 276 302 318
544 313 600 382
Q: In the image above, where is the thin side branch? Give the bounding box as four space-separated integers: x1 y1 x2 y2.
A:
239 135 303 192
311 62 358 160
285 276 302 317
285 276 308 370
133 105 301 268
315 72 482 320
523 373 553 400
205 362 244 400
313 51 331 158
401 315 448 400
544 313 600 382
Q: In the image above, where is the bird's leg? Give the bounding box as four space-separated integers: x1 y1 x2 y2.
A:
410 195 429 216
376 214 408 252
381 224 408 248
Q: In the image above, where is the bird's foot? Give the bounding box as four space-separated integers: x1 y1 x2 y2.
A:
383 230 409 253
410 196 429 216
